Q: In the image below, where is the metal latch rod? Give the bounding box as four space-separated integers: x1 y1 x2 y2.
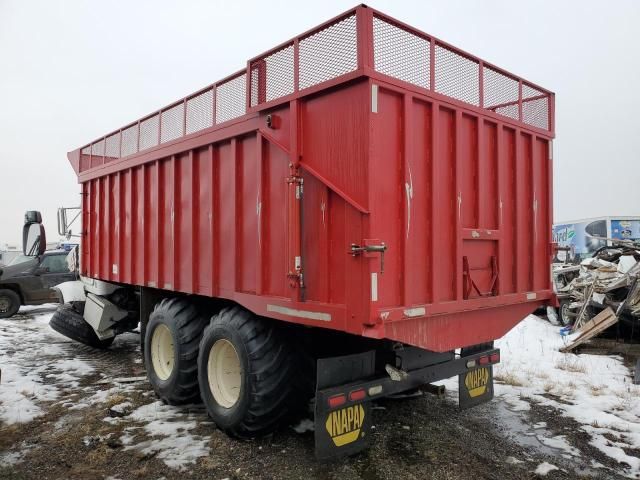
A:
350 243 387 274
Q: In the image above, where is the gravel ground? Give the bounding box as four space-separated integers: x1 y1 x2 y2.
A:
0 307 636 480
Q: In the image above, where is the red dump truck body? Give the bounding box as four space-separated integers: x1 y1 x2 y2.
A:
68 5 554 353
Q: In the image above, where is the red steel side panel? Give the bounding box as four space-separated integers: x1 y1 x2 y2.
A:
366 79 552 350
80 78 552 352
406 98 432 306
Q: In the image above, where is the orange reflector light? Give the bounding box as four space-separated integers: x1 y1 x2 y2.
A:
349 389 366 402
328 394 346 408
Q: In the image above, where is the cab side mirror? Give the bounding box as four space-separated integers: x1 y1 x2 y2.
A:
57 208 67 237
23 211 46 257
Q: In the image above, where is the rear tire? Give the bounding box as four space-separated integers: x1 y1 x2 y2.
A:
0 289 20 318
144 298 207 405
197 306 301 438
558 299 573 326
50 304 115 349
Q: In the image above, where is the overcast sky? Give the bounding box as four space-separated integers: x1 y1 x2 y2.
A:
1 0 639 246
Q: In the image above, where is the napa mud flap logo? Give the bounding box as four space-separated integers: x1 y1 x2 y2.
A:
325 405 365 446
465 367 489 397
459 366 494 409
315 401 371 460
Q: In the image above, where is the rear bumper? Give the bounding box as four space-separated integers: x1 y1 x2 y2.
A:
363 299 545 352
313 346 499 459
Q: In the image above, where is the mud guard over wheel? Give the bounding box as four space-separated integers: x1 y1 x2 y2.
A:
50 304 115 349
144 297 207 405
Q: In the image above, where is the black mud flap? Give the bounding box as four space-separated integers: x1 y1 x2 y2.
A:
458 365 494 409
314 351 375 460
314 397 373 460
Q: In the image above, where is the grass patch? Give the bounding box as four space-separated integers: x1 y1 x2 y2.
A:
495 371 524 387
555 356 587 373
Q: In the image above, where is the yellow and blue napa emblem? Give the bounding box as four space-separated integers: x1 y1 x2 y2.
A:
464 367 490 398
325 405 365 446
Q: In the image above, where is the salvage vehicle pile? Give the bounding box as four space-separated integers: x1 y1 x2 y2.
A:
554 240 640 350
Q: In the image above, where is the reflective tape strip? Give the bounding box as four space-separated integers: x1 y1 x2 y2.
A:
404 307 426 317
267 304 331 322
371 273 378 302
371 84 378 113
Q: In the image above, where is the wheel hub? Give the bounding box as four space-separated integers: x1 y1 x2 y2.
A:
150 324 175 381
208 339 242 408
0 297 9 313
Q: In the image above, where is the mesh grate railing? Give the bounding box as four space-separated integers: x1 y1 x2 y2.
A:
160 103 185 144
216 74 247 124
250 44 295 107
435 45 480 107
373 15 430 89
139 115 160 151
105 133 120 162
120 124 139 157
186 88 214 135
483 66 519 120
91 139 105 157
370 14 550 130
522 83 549 130
299 14 358 90
79 8 551 171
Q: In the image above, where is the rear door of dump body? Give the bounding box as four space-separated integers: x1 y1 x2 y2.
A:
366 80 552 327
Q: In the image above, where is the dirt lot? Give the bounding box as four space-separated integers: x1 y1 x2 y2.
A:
1 307 638 480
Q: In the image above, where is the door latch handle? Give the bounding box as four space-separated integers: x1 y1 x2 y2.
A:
350 243 387 274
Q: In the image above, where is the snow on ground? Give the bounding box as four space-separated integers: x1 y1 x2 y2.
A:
109 401 212 470
442 315 640 478
0 306 94 424
534 461 560 475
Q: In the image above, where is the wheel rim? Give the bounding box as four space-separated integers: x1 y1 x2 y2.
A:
0 296 9 313
561 303 570 324
151 324 175 381
208 339 242 408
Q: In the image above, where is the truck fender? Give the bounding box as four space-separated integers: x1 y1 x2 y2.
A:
80 276 121 296
53 280 86 304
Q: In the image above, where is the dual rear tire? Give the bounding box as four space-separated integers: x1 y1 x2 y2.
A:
145 301 304 437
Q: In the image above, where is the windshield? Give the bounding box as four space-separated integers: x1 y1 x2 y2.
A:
8 254 32 266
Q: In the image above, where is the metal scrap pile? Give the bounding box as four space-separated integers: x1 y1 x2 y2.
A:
555 240 640 332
